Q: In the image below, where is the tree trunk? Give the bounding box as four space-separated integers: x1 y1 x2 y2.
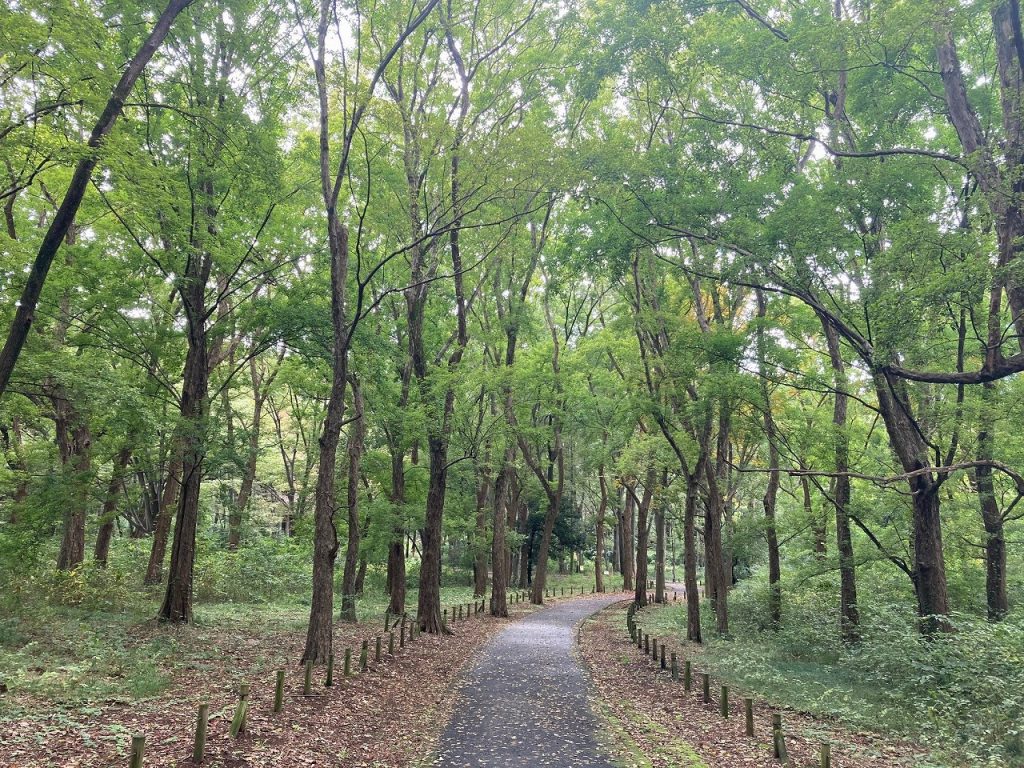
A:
595 468 608 593
654 501 666 603
340 376 364 622
977 383 1008 621
0 0 194 399
418 423 452 633
94 445 132 566
145 454 181 585
490 454 512 617
684 475 702 643
873 371 950 632
632 473 655 606
756 290 781 628
386 444 407 616
621 484 636 591
300 224 350 662
473 454 491 599
702 456 730 635
55 397 91 572
158 283 211 622
820 314 859 641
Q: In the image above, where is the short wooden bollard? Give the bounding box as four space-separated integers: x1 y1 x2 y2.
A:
273 670 285 713
457 605 463 620
744 698 754 736
720 686 729 718
701 673 710 704
325 653 335 686
360 640 369 671
772 713 788 761
193 703 209 763
344 648 352 676
303 660 313 696
561 587 565 596
443 608 448 629
660 645 667 670
643 633 649 654
684 660 692 692
384 610 391 632
400 624 406 647
229 684 249 737
129 735 145 768
375 635 382 663
670 652 678 681
820 741 831 768
389 632 395 655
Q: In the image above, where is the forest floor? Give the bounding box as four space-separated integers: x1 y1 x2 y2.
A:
580 598 932 768
0 589 549 768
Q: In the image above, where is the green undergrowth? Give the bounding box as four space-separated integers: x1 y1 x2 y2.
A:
630 581 1024 768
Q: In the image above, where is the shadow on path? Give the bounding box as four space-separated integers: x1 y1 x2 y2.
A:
434 594 624 767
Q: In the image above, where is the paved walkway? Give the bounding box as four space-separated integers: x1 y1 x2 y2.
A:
434 594 623 767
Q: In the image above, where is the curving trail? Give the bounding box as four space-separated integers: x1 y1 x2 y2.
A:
434 594 623 767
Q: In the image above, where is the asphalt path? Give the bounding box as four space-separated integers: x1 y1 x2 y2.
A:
434 594 624 767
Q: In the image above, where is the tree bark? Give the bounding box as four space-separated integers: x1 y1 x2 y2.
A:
94 445 132 566
55 396 91 572
684 474 702 642
756 290 782 629
976 383 1008 621
145 454 181 585
820 314 860 641
340 376 364 622
654 498 666 603
620 484 636 591
595 467 608 593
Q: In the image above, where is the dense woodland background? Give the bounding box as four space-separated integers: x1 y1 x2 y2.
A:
2 0 1024 765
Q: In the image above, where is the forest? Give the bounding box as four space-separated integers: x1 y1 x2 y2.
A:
2 0 1024 766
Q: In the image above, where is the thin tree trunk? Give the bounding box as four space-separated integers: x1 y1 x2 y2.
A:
621 484 636 591
684 473 702 643
595 467 608 593
145 454 180 585
756 290 782 628
820 314 860 641
340 376 364 622
94 445 132 566
654 501 666 603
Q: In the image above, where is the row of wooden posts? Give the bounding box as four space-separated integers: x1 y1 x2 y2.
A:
626 601 832 768
128 592 533 766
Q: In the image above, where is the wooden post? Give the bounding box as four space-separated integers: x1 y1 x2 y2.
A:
325 653 335 686
772 713 788 761
644 633 650 654
389 632 395 655
344 648 352 676
660 644 667 670
443 608 448 630
684 660 692 692
820 741 831 768
303 660 313 696
744 698 754 736
701 673 710 703
129 735 145 768
375 635 382 663
457 604 463 621
720 686 729 718
274 670 284 712
229 684 250 737
384 610 390 632
400 624 406 648
192 703 209 763
360 640 368 671
671 652 678 681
